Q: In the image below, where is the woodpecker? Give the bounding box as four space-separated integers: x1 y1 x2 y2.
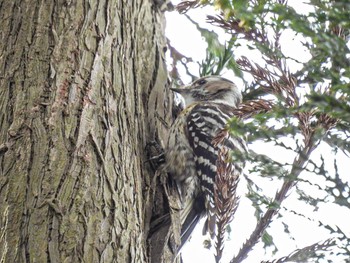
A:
165 76 247 250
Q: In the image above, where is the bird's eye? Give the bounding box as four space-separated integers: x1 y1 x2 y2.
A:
216 89 225 94
197 79 207 85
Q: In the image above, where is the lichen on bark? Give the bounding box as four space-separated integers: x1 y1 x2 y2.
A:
0 1 169 262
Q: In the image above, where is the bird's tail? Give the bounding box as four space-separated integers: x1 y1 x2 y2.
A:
178 194 206 251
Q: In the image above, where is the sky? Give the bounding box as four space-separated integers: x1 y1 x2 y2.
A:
164 1 350 263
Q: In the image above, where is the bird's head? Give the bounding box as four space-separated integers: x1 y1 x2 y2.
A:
170 76 242 108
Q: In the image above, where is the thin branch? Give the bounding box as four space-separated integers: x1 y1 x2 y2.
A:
167 38 195 83
261 238 336 263
176 0 202 14
230 115 332 262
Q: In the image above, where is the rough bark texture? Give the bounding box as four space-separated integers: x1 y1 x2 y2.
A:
0 0 170 262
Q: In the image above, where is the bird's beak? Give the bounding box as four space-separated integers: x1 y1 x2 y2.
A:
170 87 182 93
170 87 189 94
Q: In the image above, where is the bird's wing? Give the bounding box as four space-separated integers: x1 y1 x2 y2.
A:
185 103 240 238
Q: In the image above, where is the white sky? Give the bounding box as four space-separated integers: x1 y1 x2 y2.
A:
165 1 350 262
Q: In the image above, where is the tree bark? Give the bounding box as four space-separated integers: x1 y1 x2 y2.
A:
0 0 170 262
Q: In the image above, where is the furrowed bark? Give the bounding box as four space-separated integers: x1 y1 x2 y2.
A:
0 0 170 262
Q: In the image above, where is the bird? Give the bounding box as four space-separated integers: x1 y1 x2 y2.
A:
164 75 248 251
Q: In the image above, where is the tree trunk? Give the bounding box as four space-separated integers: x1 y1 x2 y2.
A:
0 0 170 262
